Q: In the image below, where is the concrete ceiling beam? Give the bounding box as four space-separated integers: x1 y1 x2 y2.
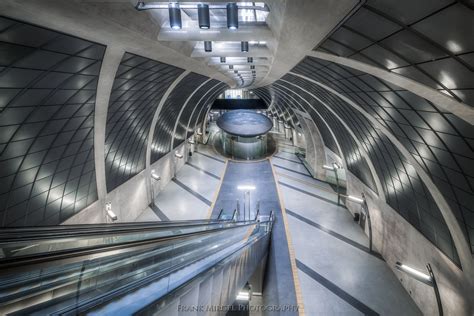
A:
158 25 275 42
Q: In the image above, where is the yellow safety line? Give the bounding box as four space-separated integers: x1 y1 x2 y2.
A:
207 158 229 219
269 159 305 316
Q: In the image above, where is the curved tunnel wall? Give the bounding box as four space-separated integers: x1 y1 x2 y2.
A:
316 0 474 107
150 72 208 162
257 61 464 266
105 53 184 192
292 56 473 263
0 16 227 226
0 16 104 226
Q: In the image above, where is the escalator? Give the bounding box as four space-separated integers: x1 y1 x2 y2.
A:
0 216 273 315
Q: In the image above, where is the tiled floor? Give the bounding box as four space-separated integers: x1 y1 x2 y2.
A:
138 144 226 221
274 144 421 316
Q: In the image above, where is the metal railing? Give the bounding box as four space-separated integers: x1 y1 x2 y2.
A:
0 218 273 315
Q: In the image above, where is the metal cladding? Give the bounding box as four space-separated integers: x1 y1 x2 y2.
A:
227 3 239 30
168 2 182 29
241 41 249 52
151 72 209 162
104 53 184 192
204 41 212 52
198 3 210 29
0 17 105 226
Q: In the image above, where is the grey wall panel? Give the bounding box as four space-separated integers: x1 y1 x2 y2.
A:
0 17 104 226
150 72 208 158
279 69 463 264
315 1 474 106
104 53 184 192
292 56 474 255
175 79 217 143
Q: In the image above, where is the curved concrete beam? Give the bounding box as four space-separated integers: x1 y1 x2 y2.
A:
145 71 190 201
267 86 326 178
276 80 386 200
288 72 473 278
272 84 372 189
195 86 229 134
309 51 474 125
271 84 345 165
169 78 214 150
93 46 124 214
184 82 224 139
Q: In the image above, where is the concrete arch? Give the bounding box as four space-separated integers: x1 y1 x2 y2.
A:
287 72 473 278
93 46 125 220
145 71 190 203
273 82 385 199
185 82 224 139
268 86 328 179
169 78 213 150
271 84 345 167
308 51 474 125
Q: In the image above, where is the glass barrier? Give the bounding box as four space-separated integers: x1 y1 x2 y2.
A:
0 219 273 315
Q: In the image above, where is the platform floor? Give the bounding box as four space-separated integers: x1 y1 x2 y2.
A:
140 133 421 315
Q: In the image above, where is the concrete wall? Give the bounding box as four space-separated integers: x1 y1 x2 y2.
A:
344 171 472 316
64 141 189 224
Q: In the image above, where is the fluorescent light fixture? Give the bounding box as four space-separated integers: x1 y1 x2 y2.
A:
332 162 340 169
105 202 117 221
395 262 433 285
168 2 182 30
197 132 203 136
236 291 250 301
237 185 256 190
204 41 212 52
197 3 210 29
151 170 161 181
298 132 302 136
323 165 334 171
175 152 183 159
227 3 239 29
347 195 364 204
188 140 195 144
241 41 249 52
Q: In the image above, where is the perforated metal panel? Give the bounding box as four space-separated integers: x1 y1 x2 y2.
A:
315 0 474 106
0 17 104 226
150 72 208 160
104 53 184 192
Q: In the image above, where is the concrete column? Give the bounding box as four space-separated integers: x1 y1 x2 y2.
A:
303 117 326 179
93 45 124 221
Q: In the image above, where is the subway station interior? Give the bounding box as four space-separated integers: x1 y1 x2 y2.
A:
0 0 473 315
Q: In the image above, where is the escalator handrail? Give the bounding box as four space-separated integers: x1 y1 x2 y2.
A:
0 219 271 275
0 219 237 242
